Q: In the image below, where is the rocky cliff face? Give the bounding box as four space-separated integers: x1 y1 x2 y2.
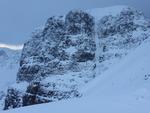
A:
4 6 150 110
17 10 96 82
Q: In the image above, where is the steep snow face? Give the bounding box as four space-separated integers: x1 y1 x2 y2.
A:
0 48 21 110
82 39 150 96
92 6 150 76
3 6 150 110
0 48 21 93
0 48 21 69
2 35 150 113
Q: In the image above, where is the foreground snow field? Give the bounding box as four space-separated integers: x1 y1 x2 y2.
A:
2 35 150 113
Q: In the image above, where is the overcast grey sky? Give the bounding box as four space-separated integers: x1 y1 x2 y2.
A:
0 0 149 44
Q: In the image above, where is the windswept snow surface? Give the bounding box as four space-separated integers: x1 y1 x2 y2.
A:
2 33 150 113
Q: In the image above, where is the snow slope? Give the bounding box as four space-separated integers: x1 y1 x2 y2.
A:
2 31 150 113
0 47 21 110
0 48 21 90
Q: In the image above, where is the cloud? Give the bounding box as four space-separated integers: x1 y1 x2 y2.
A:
0 43 23 50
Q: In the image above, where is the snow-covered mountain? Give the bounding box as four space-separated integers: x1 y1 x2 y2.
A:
2 36 150 113
1 5 150 112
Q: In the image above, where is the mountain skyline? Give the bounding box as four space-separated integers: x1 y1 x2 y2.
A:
0 0 150 44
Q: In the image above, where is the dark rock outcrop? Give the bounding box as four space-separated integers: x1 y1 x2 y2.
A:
4 88 22 110
17 10 96 82
4 82 80 109
65 10 95 36
97 8 143 38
